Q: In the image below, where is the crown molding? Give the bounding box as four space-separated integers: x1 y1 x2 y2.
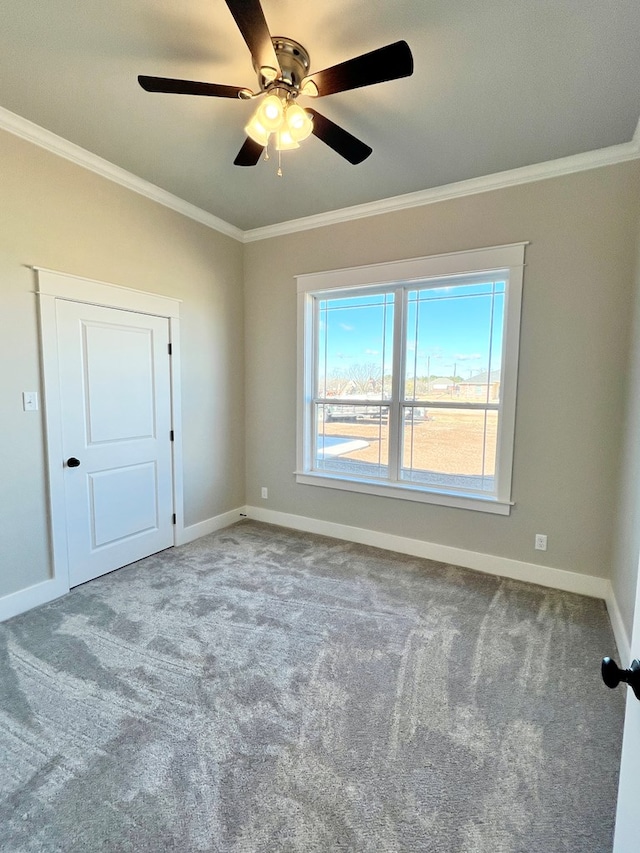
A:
243 133 640 242
2 104 639 245
0 106 244 242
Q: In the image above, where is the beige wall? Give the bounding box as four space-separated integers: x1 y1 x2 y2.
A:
612 217 640 640
0 129 245 599
244 163 640 593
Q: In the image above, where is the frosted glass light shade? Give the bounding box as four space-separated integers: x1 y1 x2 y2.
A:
258 95 284 131
244 115 270 146
275 129 300 151
285 105 313 142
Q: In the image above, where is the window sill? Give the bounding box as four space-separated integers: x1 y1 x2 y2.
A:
295 471 513 515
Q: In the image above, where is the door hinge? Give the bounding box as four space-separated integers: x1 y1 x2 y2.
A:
170 430 174 441
172 513 176 525
168 343 172 355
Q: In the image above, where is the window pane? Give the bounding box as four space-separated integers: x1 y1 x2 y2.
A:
401 407 498 493
315 404 389 479
317 292 394 400
405 284 504 404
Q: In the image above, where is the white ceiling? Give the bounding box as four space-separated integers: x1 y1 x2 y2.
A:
2 0 640 231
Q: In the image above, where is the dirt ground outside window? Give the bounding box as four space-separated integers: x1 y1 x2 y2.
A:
317 409 497 476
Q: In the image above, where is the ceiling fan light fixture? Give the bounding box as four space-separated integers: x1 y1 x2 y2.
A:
285 104 313 142
244 115 270 146
258 94 284 131
275 128 300 151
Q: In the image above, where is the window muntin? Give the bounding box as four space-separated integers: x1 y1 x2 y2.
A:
297 245 525 513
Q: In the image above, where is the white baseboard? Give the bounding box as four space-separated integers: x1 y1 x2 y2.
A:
0 575 69 623
245 506 610 600
605 583 631 663
176 506 248 545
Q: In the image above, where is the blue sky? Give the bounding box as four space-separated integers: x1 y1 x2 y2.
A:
318 282 505 380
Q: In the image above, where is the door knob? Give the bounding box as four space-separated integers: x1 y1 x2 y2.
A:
66 457 81 468
601 657 640 701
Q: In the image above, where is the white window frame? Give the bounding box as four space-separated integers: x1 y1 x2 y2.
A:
296 243 527 515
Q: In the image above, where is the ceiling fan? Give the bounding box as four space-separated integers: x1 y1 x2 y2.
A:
138 0 414 169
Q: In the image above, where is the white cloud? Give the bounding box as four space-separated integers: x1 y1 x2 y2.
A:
454 353 481 361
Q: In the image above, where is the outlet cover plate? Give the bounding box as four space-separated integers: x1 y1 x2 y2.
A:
535 533 548 551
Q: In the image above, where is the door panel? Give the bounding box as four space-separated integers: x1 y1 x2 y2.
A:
89 462 159 547
56 300 174 587
83 322 156 444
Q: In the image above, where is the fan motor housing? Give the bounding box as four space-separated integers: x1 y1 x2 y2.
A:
255 37 310 93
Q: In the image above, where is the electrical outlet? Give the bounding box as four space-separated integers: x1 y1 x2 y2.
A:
261 487 268 499
534 533 548 551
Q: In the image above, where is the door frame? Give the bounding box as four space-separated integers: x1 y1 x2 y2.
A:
36 267 184 594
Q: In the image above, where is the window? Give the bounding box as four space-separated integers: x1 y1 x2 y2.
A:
296 244 526 515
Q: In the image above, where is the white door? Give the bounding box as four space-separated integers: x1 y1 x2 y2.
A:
612 567 640 852
56 299 174 587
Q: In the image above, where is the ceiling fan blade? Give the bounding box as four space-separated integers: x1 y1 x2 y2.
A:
303 40 413 97
224 0 280 76
234 137 264 166
138 75 248 99
307 109 372 165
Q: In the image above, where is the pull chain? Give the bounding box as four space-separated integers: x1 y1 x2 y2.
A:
277 149 283 177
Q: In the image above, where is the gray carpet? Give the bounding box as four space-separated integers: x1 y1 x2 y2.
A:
0 520 624 852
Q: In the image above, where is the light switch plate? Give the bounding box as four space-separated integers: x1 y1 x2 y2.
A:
23 391 39 411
